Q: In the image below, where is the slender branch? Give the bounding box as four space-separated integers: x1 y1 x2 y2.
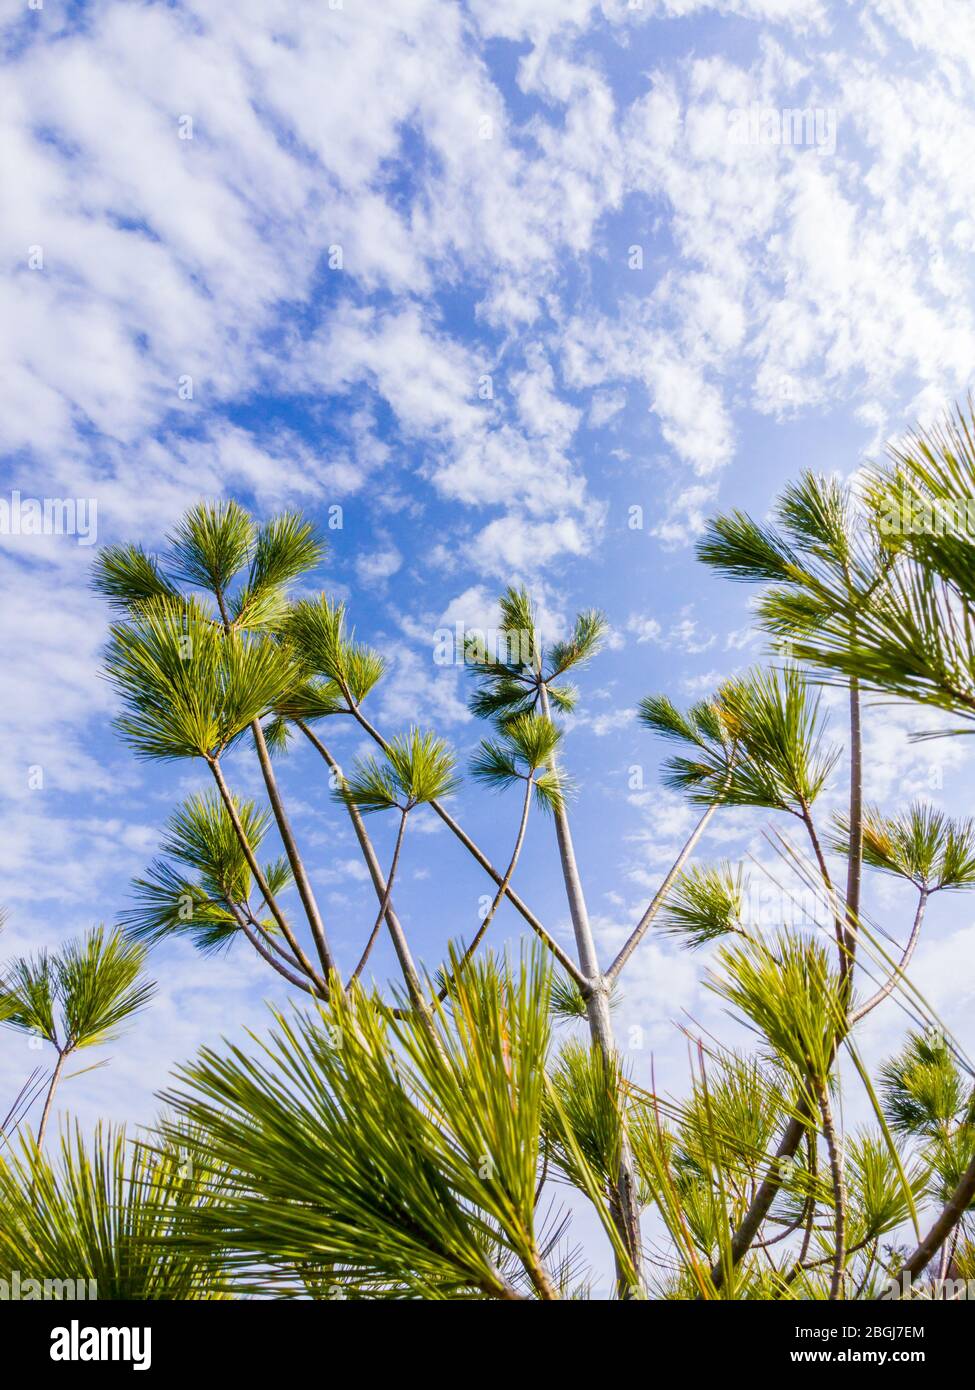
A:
752 1199 812 1249
427 795 587 985
294 722 427 1003
536 680 644 1293
606 798 722 985
792 1235 871 1278
888 1147 975 1290
306 713 587 988
850 1242 878 1299
703 1112 808 1295
710 797 857 1290
706 1034 849 1293
851 888 929 1025
439 775 533 997
346 909 384 989
226 898 323 998
242 903 305 973
816 1078 847 1300
799 801 846 966
36 1050 66 1148
211 582 334 984
937 1226 952 1285
251 718 335 980
795 1132 818 1270
944 1224 962 1284
776 1137 820 1291
344 687 640 1282
207 756 327 993
534 1142 551 1208
1 1068 48 1149
537 684 600 980
843 673 863 991
348 808 415 1000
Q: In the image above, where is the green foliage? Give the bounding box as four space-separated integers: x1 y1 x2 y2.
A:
92 544 180 610
676 1054 787 1186
273 676 345 723
76 484 975 1301
845 1131 928 1245
260 713 294 756
637 691 734 800
0 1125 225 1299
1 951 57 1042
834 802 975 891
94 501 325 645
465 586 594 725
55 929 156 1052
547 609 607 677
717 667 839 812
549 973 589 1022
158 950 615 1298
638 691 727 747
629 1054 792 1284
104 598 299 761
252 511 324 588
544 1041 625 1199
927 1122 975 1202
1 927 154 1053
696 510 798 585
658 863 745 949
876 1024 975 1211
698 470 882 647
285 596 385 707
880 1030 968 1138
764 406 975 723
470 713 564 814
777 473 855 567
121 793 292 952
641 667 838 814
709 930 845 1083
168 500 256 595
339 728 458 813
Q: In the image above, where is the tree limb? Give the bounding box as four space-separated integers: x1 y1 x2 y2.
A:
606 798 722 985
207 756 328 993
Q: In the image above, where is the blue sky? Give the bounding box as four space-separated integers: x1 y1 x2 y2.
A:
3 0 975 1172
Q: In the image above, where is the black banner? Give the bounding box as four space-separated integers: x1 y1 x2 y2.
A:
3 1296 966 1375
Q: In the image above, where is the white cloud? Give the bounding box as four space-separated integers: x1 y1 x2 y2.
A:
626 610 714 651
377 643 471 729
627 615 663 644
439 586 503 637
591 707 637 736
355 543 403 586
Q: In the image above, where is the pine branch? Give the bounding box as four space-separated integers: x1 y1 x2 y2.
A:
295 722 427 1007
250 718 335 980
438 774 534 995
344 705 588 989
851 889 929 1025
207 758 328 994
606 797 725 985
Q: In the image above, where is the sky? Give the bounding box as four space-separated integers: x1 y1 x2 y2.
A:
3 0 975 1235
